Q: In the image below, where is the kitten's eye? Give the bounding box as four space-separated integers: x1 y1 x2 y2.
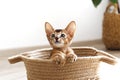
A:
51 34 55 38
61 34 66 38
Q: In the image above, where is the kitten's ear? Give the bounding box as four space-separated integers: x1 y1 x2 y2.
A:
45 22 54 35
65 21 76 37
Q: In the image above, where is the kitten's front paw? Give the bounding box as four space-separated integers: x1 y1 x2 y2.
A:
52 55 66 66
66 53 77 63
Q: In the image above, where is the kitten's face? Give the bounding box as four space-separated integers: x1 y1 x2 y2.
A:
45 21 76 48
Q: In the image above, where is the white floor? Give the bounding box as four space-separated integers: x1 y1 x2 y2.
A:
99 60 120 80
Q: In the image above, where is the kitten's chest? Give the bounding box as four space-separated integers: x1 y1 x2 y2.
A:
53 48 69 54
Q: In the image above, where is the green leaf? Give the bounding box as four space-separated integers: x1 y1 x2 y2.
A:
92 0 102 7
110 0 118 3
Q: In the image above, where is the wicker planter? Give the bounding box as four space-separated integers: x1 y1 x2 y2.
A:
103 3 120 50
8 47 117 80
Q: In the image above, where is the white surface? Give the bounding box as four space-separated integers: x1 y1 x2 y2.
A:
99 60 120 80
0 0 108 49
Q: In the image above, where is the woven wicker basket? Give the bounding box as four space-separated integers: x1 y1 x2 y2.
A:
103 3 120 50
8 47 117 80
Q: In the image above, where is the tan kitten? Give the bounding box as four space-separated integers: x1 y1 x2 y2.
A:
45 21 77 65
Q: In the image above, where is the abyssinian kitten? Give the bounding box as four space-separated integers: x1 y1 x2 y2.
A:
45 21 77 65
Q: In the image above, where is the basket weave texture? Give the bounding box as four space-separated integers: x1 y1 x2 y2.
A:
8 47 117 80
103 3 120 50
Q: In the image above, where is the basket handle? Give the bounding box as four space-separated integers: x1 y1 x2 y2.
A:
100 56 117 65
105 3 118 14
8 55 22 64
98 51 117 65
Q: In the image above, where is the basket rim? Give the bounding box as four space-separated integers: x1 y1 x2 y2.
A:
104 12 120 16
8 47 117 65
20 47 104 61
21 55 104 63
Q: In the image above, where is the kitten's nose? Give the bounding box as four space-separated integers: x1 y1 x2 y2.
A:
55 37 59 41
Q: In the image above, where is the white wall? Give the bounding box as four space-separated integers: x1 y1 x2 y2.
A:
0 0 108 49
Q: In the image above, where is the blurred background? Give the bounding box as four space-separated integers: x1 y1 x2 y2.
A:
0 0 108 50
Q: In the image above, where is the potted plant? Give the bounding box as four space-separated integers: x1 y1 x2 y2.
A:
92 0 120 50
92 0 118 7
